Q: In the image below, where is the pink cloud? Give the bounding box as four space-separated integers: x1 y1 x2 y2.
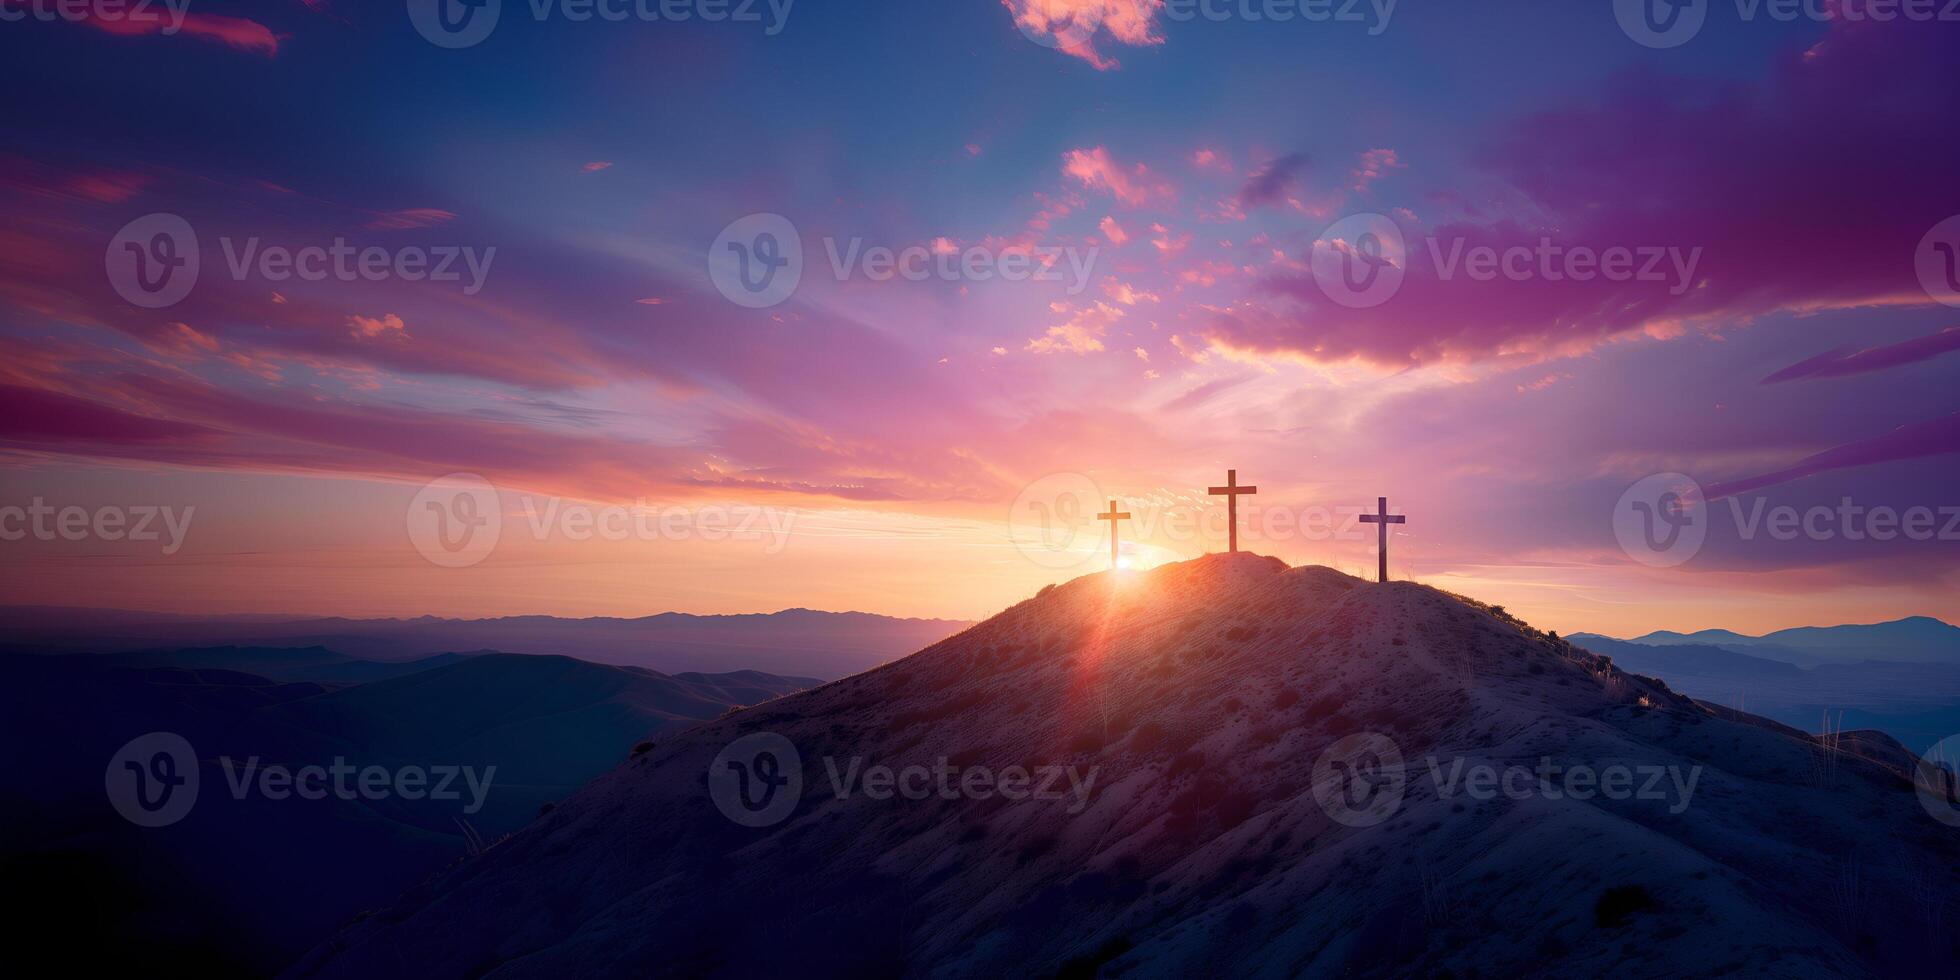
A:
1062 147 1173 208
81 11 283 57
348 313 408 339
1026 301 1124 354
1098 216 1130 245
582 161 614 173
1002 0 1164 71
1351 148 1403 191
1212 19 1960 369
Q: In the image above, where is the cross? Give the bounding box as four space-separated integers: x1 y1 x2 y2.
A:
1098 500 1131 569
1207 469 1258 553
1358 496 1406 583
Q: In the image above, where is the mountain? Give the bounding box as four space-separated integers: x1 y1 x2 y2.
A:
0 606 970 679
1568 635 1960 752
295 554 1959 978
0 652 815 975
92 645 474 684
1622 616 1960 666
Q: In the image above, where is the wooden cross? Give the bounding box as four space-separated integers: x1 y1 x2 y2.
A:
1358 496 1406 583
1098 500 1131 569
1207 469 1258 553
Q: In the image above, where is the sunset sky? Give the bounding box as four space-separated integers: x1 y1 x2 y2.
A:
2 1 1957 636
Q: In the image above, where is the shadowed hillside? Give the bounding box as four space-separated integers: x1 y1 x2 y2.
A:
296 554 1960 978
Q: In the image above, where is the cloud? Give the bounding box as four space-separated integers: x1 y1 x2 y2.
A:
1762 326 1960 384
1027 301 1123 354
1705 412 1960 499
1239 153 1308 209
347 313 407 339
1001 0 1164 70
1350 148 1403 190
1215 20 1960 368
581 161 614 173
1099 216 1130 245
1062 147 1172 208
364 209 457 230
83 12 282 57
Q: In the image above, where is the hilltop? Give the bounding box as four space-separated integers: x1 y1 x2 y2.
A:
295 554 1959 978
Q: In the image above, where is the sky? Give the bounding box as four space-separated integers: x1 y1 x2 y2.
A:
1 0 1957 636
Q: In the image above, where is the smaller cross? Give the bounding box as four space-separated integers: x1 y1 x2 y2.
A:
1098 500 1131 569
1207 469 1258 553
1358 496 1406 583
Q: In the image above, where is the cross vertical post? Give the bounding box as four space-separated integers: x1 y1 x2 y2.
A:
1097 500 1131 570
1207 469 1258 554
1357 496 1407 583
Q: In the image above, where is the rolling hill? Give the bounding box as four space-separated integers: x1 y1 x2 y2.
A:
295 554 1959 978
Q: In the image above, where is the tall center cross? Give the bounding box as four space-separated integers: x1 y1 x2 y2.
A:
1207 469 1258 554
1098 500 1131 569
1358 496 1407 583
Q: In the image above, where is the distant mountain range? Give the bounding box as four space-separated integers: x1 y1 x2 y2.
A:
0 605 972 679
0 647 816 975
1594 615 1960 667
1568 618 1960 752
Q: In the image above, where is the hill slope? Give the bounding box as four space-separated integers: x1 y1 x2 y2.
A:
0 653 814 975
295 555 1959 978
